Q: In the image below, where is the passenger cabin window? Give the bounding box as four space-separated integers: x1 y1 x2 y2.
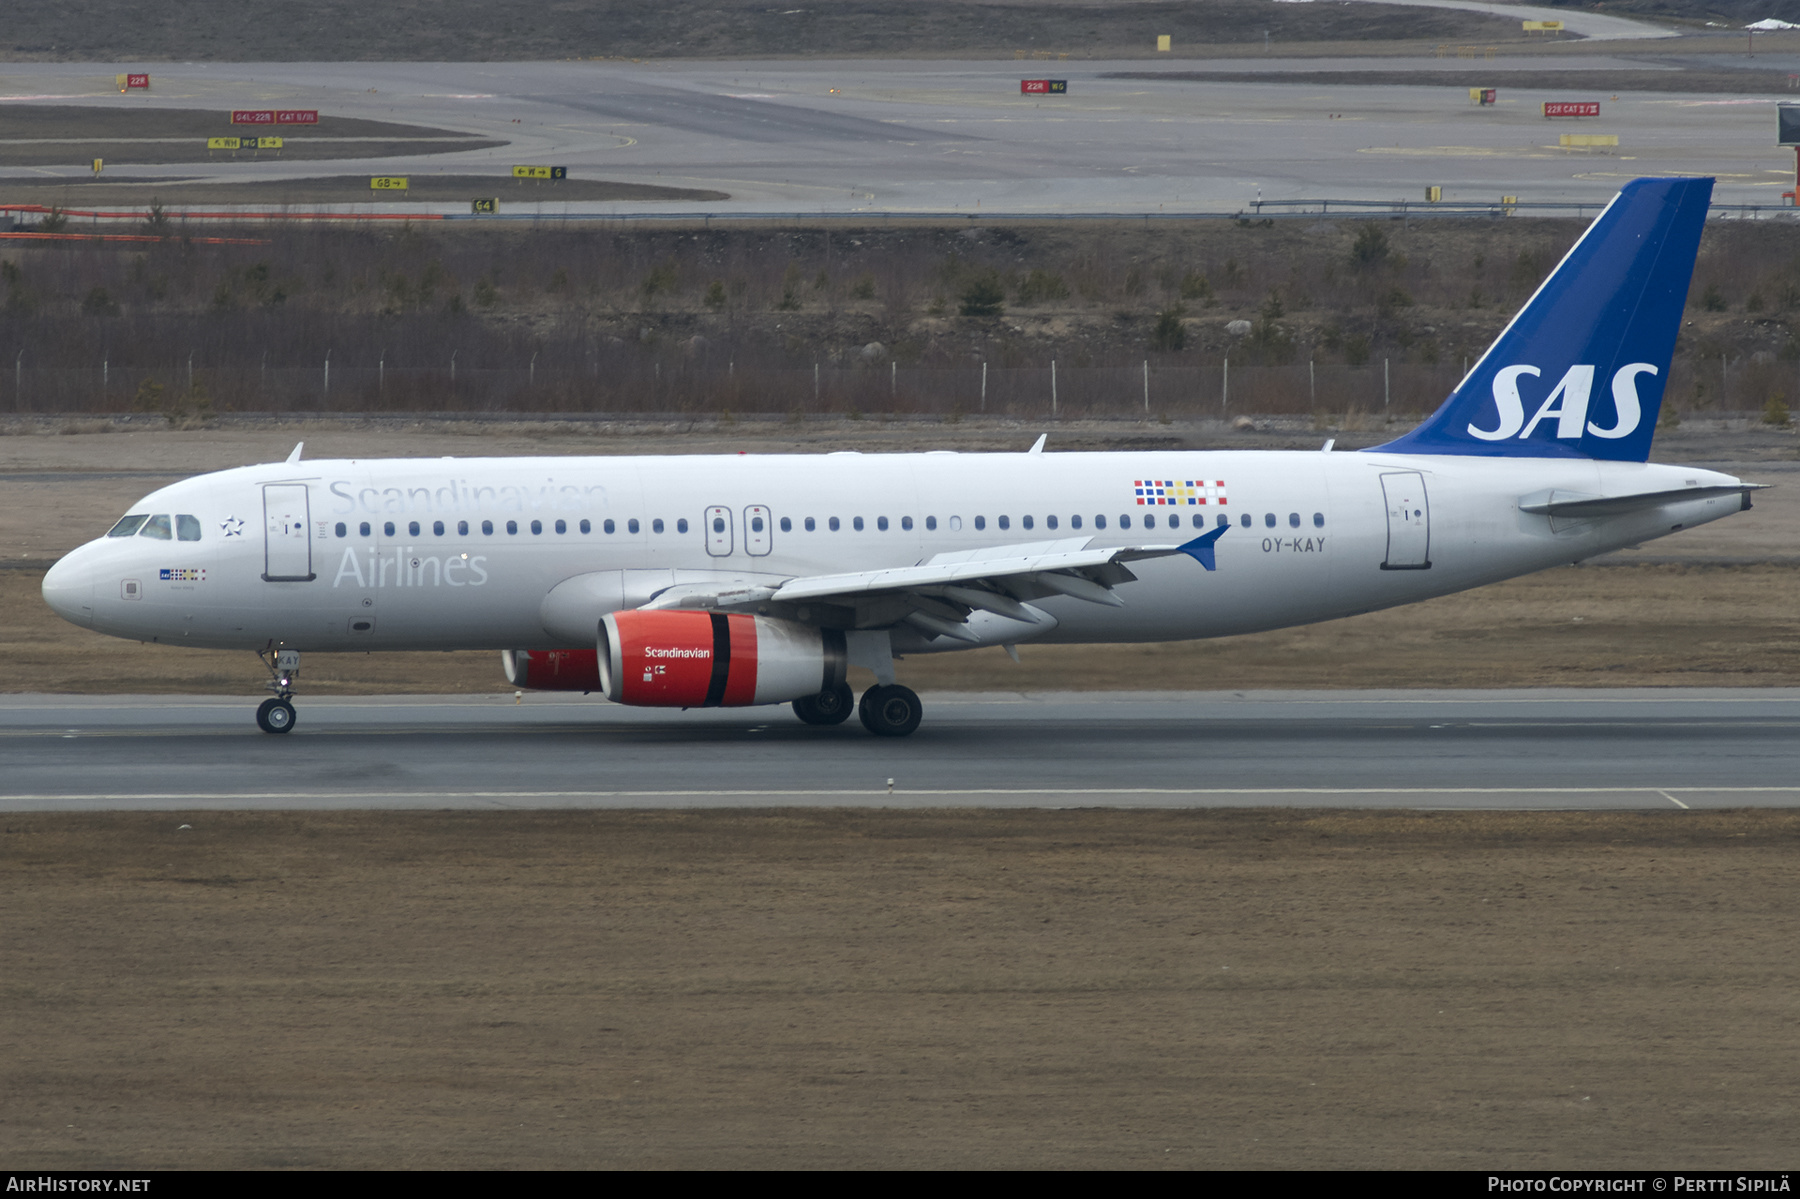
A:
1119 515 1131 530
1094 515 1105 530
780 517 792 532
409 521 421 537
603 519 614 534
1313 513 1325 528
139 514 172 540
925 516 937 531
829 517 840 532
1265 513 1276 528
507 520 519 535
1289 513 1301 528
853 516 864 532
385 521 397 537
876 516 888 532
433 520 445 536
176 515 202 541
580 519 591 534
482 520 495 535
335 522 348 538
1071 515 1082 530
556 519 568 534
901 516 913 531
1240 514 1252 528
531 520 544 535
1022 515 1033 531
107 514 149 538
805 517 817 532
676 518 687 534
628 519 640 534
361 522 372 537
998 516 1009 531
459 520 470 535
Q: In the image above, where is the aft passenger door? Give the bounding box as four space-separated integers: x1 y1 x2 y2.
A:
1379 471 1431 570
263 484 315 581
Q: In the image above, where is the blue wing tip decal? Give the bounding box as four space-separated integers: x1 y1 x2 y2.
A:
1177 525 1228 571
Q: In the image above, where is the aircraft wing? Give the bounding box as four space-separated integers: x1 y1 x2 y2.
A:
638 527 1227 643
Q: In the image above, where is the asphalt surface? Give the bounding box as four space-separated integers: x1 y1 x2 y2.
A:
3 52 1796 214
5 689 1798 811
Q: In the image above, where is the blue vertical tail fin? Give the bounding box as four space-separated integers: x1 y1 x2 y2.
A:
1372 176 1712 462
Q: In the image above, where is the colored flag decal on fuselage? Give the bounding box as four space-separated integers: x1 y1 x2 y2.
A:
1134 480 1226 506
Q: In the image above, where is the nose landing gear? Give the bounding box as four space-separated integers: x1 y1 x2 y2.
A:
256 647 301 734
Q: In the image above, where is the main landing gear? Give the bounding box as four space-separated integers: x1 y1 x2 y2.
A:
256 648 301 735
858 684 923 738
792 681 855 726
791 682 923 736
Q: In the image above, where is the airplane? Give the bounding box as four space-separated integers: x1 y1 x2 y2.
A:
40 176 1760 737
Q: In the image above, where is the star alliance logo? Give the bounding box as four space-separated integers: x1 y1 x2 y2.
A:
220 516 245 537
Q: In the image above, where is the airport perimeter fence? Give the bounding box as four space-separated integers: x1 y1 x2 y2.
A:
2 355 1784 422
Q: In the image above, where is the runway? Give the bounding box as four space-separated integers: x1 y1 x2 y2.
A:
5 688 1798 811
3 53 1796 213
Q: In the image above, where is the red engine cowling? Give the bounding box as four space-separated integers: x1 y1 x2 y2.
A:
501 648 602 691
599 609 846 707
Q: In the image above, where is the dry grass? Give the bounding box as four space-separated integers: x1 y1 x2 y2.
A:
4 807 1797 1168
6 215 1799 419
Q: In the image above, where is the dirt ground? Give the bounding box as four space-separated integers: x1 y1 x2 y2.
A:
2 808 1796 1169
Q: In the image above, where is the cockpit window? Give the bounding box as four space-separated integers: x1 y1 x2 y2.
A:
138 514 172 540
107 514 149 538
176 515 202 542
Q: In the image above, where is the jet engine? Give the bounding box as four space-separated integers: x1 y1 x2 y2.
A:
501 648 602 691
599 609 846 707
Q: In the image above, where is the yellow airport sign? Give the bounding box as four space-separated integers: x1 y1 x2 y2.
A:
206 137 240 150
92 158 103 175
472 198 498 214
1523 20 1563 32
115 74 127 91
257 136 283 150
1559 133 1618 148
370 176 409 190
512 165 567 180
1425 185 1442 202
1156 35 1171 52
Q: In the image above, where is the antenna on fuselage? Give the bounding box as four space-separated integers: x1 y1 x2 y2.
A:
1027 434 1047 455
285 442 303 464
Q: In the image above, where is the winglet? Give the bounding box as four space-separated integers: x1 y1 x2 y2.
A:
1027 434 1047 455
1176 525 1229 571
285 441 304 464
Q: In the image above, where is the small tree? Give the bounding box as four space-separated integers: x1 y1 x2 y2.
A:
1151 304 1187 352
958 272 1005 318
1350 225 1389 272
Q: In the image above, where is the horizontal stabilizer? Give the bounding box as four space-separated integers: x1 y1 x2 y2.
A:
1518 484 1763 518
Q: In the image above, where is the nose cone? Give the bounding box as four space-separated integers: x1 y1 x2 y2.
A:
42 551 96 627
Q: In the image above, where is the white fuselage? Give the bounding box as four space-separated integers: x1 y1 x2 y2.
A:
41 449 1748 655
